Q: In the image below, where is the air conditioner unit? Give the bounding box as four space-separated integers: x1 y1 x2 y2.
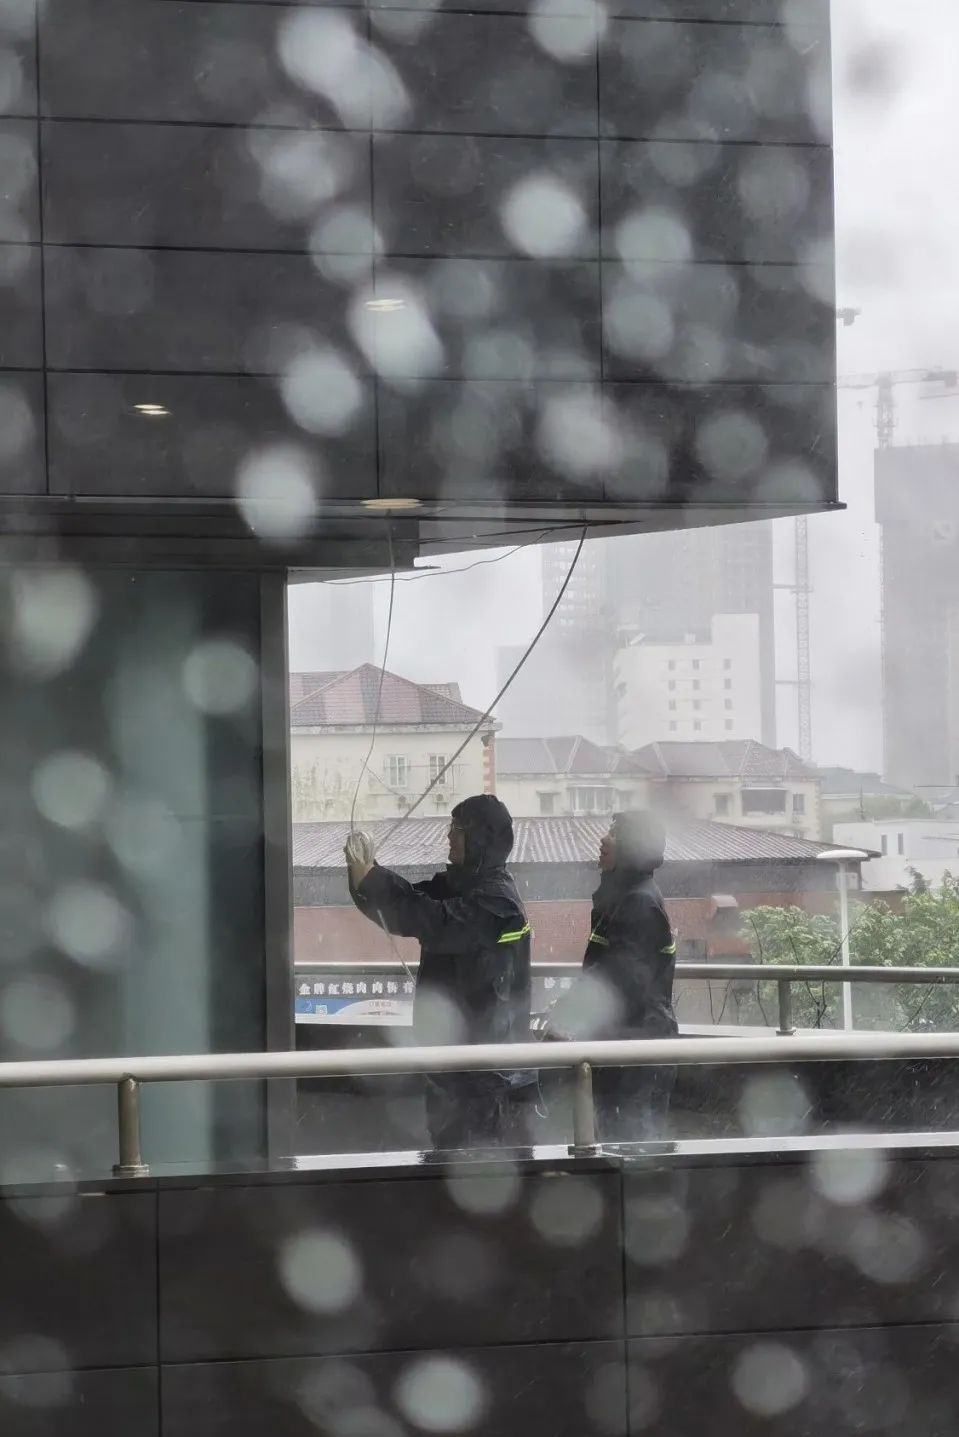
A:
433 790 449 805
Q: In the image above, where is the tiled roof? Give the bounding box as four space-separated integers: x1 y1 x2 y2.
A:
815 767 914 799
635 739 816 782
293 815 852 871
289 671 342 706
496 735 650 778
290 665 493 729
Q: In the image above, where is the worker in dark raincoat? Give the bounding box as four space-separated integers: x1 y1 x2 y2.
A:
547 809 677 1141
346 794 532 1151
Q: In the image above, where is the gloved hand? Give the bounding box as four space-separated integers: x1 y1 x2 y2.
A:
344 830 376 886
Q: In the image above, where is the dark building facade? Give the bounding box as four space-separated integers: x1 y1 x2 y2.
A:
0 0 837 1180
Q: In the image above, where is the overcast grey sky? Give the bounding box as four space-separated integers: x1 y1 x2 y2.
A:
290 0 959 772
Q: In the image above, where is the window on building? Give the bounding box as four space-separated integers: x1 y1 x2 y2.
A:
725 699 733 711
693 700 701 711
724 679 732 691
539 792 556 815
693 680 700 691
881 835 888 855
724 659 732 670
741 789 787 815
715 794 731 816
792 793 806 816
669 721 677 732
668 660 676 671
692 659 700 670
898 832 905 855
668 700 676 711
694 721 702 731
570 787 615 814
725 720 733 730
428 754 447 785
387 755 409 789
668 681 676 692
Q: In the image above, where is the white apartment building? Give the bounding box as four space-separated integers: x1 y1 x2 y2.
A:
833 819 959 894
614 614 762 751
290 667 495 823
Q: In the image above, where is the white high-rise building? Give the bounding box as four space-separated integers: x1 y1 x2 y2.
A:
615 614 763 751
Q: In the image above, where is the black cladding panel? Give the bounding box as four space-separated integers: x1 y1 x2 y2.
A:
0 0 836 537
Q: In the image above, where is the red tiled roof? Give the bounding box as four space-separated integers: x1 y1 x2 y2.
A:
290 665 494 729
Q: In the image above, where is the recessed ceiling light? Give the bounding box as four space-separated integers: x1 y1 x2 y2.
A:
364 297 405 313
134 403 170 417
362 497 421 511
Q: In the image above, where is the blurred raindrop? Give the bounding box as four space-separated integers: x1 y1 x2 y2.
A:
626 1362 661 1431
105 793 179 878
182 637 258 716
624 1193 688 1265
445 1165 520 1216
849 1213 925 1285
538 390 621 478
310 206 382 285
0 47 22 112
8 568 98 679
811 1147 888 1206
281 348 363 436
0 126 35 204
738 1071 810 1137
408 989 466 1045
604 284 675 364
694 411 769 485
738 149 810 227
235 443 320 542
394 1355 485 1433
279 1229 362 1314
32 752 111 832
0 1338 72 1405
248 130 355 221
0 975 75 1050
528 0 603 63
616 208 692 265
46 881 130 968
731 1341 808 1417
530 1177 604 1246
501 173 586 258
278 10 409 130
350 281 443 386
0 380 34 462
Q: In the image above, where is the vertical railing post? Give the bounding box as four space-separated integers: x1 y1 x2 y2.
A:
777 981 795 1037
571 1060 597 1149
113 1077 150 1177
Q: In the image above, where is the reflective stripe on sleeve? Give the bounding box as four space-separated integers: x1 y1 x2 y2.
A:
497 923 531 944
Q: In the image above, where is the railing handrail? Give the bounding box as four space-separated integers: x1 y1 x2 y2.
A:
19 1030 959 1179
294 959 959 986
5 1030 959 1091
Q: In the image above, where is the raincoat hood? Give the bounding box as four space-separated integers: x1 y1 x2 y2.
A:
450 794 515 874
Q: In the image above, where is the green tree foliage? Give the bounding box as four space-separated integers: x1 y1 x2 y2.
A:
736 875 959 1032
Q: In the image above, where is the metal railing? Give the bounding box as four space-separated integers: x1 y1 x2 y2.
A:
8 1024 959 1178
295 959 959 1037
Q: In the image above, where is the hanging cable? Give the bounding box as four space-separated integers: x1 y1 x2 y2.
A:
349 521 396 837
380 528 588 844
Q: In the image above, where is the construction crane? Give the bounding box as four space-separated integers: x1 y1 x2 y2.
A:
777 368 957 764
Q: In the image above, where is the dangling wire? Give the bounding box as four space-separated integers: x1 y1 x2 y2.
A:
382 528 587 843
349 521 396 837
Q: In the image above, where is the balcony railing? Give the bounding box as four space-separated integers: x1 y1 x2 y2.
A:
295 958 959 1036
9 972 959 1176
